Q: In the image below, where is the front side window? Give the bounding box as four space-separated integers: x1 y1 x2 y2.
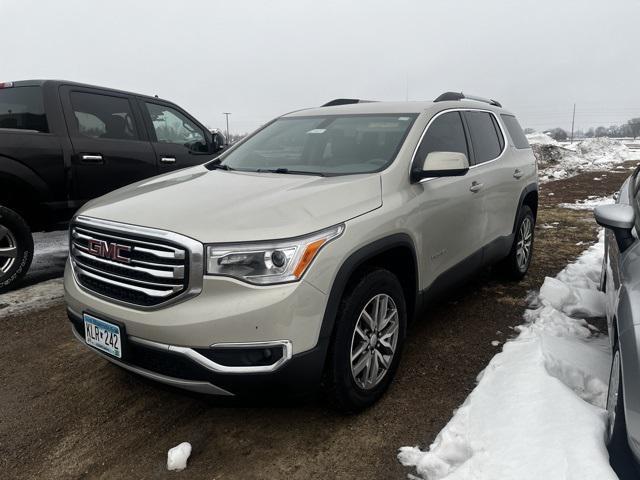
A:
145 103 206 152
70 92 139 140
0 86 48 132
219 114 417 175
413 111 469 173
464 111 503 164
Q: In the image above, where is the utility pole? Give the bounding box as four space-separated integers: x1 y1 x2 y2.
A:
570 103 576 143
222 112 231 143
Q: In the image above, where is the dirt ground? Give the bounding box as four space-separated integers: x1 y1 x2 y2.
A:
1 164 636 480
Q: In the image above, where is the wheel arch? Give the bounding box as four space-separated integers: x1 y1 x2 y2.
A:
513 183 538 233
317 233 419 346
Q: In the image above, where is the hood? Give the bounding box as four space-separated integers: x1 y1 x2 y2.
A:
78 166 382 243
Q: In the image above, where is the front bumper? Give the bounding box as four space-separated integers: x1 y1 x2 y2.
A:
64 248 333 396
68 309 328 397
64 257 328 354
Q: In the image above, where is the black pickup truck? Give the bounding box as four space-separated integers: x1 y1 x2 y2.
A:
0 79 225 291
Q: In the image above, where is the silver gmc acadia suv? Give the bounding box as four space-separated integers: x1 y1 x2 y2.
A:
64 92 538 411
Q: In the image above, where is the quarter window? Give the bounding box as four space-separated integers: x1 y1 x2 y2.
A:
70 92 139 140
413 112 469 172
465 111 503 164
501 114 530 149
145 103 206 152
0 86 48 132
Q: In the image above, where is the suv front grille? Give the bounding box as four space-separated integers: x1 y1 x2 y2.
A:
70 218 202 308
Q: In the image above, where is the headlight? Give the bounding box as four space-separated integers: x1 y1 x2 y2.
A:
206 224 344 285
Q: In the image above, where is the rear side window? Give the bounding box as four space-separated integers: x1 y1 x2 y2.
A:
414 111 468 172
464 111 503 164
0 86 48 132
70 91 139 140
501 114 530 149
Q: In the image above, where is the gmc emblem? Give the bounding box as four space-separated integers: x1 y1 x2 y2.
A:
87 239 131 264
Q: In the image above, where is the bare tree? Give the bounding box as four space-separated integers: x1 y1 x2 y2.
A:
628 118 640 139
547 128 568 141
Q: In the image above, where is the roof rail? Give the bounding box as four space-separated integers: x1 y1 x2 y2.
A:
321 98 375 107
434 92 502 108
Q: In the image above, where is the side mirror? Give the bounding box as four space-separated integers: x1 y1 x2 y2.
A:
211 131 227 153
594 204 636 252
412 151 469 182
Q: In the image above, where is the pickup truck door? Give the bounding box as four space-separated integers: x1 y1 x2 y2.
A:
59 86 157 200
137 99 215 173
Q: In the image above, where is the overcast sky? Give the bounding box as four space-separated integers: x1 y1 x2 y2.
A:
2 0 639 134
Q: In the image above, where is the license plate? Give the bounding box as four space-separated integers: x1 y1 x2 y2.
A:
83 313 122 358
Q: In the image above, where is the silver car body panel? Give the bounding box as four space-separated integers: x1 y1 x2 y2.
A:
64 98 537 391
602 174 640 461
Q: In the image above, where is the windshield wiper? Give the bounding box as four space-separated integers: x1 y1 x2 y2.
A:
256 168 325 177
207 159 234 171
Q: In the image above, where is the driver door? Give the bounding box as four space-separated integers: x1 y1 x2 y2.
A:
139 99 214 173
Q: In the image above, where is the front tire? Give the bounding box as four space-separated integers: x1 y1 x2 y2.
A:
499 205 534 280
0 206 34 292
323 269 407 413
607 344 626 447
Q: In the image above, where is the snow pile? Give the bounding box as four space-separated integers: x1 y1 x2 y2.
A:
526 133 559 146
571 137 633 164
0 278 64 318
528 135 637 182
398 232 616 480
167 442 192 471
560 195 615 211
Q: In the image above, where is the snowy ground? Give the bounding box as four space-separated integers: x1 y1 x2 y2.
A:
398 231 616 479
528 135 639 182
0 230 67 318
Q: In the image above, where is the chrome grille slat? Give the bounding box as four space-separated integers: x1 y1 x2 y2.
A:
73 258 183 288
72 241 180 269
70 217 201 308
73 228 186 259
72 247 185 280
73 263 181 298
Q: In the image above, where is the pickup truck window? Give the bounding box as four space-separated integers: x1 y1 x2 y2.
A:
145 102 207 152
0 86 48 132
70 91 139 140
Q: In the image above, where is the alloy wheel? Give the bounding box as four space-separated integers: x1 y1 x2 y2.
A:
516 217 533 271
350 293 400 390
0 224 18 274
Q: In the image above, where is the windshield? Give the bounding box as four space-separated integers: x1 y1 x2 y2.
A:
218 114 417 175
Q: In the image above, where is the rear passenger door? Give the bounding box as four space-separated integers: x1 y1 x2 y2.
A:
139 100 213 173
462 110 513 247
60 87 158 200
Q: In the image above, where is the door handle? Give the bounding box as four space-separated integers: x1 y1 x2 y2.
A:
469 181 483 193
513 169 523 179
80 154 103 164
161 157 176 164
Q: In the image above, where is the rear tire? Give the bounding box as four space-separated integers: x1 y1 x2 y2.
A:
323 269 407 413
0 206 34 292
498 205 534 280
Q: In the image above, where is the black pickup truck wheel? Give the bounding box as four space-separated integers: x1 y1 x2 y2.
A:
0 206 34 292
